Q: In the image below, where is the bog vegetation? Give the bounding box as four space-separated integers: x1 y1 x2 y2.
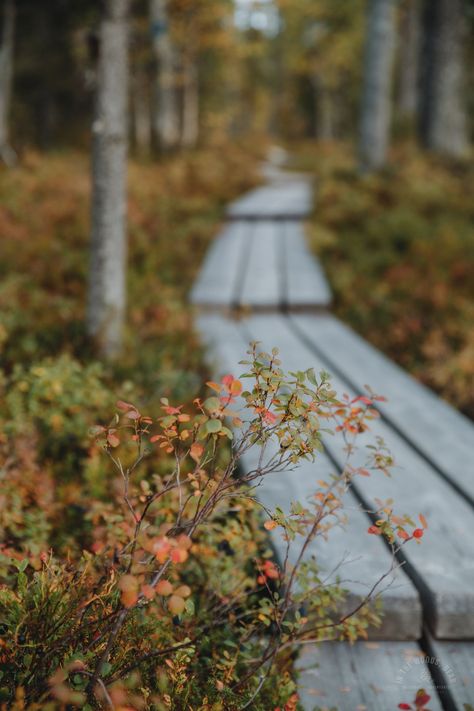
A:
0 0 472 708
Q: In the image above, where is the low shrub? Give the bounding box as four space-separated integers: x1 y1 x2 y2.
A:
295 142 474 418
1 347 424 709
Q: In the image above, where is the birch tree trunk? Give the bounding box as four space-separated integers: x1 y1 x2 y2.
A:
398 0 421 120
358 0 396 171
0 0 16 166
420 0 469 158
181 61 199 149
150 0 179 151
87 0 130 359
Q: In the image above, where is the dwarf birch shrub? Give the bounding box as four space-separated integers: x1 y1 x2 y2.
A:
0 346 424 709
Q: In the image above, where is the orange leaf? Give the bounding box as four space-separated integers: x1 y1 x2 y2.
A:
155 580 173 597
168 594 186 615
230 379 242 396
419 513 428 529
142 584 155 600
206 381 222 393
171 548 188 564
190 442 204 462
264 520 277 531
176 534 192 550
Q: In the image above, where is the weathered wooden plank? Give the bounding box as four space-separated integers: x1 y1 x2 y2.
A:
243 314 474 639
195 314 421 640
227 177 312 219
241 448 421 640
292 313 474 506
238 220 282 308
296 642 443 711
190 221 247 307
282 221 332 308
427 636 474 709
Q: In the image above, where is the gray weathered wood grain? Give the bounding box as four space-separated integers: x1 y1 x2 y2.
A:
282 221 332 308
428 636 474 708
296 642 443 710
195 314 421 640
190 221 247 307
243 314 474 639
239 220 282 308
292 313 474 506
227 175 312 219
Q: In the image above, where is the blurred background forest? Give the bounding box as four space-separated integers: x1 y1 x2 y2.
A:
0 0 473 450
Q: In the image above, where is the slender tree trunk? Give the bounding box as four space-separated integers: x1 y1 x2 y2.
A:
150 0 179 151
312 76 334 141
358 0 396 171
181 60 199 148
398 0 421 120
87 0 130 359
132 71 151 154
0 0 16 166
420 0 469 158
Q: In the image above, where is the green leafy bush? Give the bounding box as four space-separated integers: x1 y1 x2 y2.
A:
1 348 422 709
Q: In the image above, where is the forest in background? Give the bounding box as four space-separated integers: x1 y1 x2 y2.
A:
0 0 473 708
0 0 472 413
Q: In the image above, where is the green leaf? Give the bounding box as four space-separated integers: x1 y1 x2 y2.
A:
205 419 222 434
203 397 220 413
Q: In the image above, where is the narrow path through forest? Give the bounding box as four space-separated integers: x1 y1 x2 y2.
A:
192 151 474 710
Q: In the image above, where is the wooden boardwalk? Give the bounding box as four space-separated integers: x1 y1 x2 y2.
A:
192 158 474 709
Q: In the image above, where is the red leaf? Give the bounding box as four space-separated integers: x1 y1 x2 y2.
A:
415 690 431 707
368 525 380 535
125 409 140 420
352 395 372 405
117 400 135 412
398 704 411 710
222 374 234 387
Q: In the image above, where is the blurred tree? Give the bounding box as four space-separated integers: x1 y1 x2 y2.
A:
150 0 180 151
87 0 130 358
359 0 397 170
0 0 16 165
274 0 364 140
420 0 469 158
397 0 421 122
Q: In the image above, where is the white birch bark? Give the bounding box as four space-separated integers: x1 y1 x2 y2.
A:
0 0 16 166
150 0 179 151
87 0 130 358
359 0 397 171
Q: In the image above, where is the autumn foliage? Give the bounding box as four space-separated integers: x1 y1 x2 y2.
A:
0 345 424 709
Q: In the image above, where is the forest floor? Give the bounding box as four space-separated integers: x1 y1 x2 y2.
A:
0 142 263 402
0 141 264 543
291 141 474 419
